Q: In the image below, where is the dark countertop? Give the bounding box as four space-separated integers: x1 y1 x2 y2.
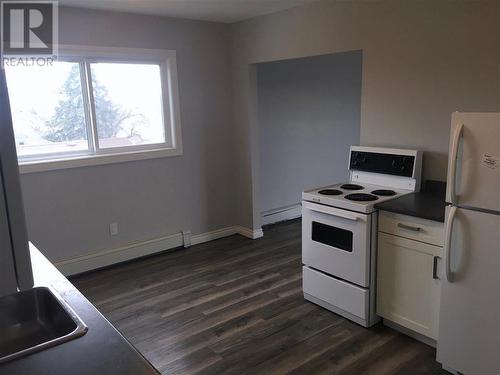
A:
0 244 160 375
375 181 447 223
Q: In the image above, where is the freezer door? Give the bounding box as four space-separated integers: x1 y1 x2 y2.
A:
0 168 18 296
446 112 500 211
437 206 500 374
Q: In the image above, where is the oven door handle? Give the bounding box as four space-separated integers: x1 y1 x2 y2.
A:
303 201 360 221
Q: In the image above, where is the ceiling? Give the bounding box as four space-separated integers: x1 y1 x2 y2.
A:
58 0 319 23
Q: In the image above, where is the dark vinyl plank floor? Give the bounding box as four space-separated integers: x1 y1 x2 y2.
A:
72 219 446 375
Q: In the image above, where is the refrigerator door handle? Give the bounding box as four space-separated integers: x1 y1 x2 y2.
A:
447 122 464 204
444 206 457 282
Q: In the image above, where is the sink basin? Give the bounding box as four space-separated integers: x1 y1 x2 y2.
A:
0 286 87 364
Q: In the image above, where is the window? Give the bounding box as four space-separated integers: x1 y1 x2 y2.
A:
311 222 353 252
5 46 182 172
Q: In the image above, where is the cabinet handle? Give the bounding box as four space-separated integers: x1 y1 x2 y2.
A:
397 223 421 232
433 256 441 280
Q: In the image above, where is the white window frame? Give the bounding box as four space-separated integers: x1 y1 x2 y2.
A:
17 45 183 174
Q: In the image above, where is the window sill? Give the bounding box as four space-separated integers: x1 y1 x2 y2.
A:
19 147 183 174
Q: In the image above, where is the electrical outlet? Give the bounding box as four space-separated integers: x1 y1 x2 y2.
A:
110 223 118 236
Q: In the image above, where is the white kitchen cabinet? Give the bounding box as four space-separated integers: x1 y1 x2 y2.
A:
377 211 444 341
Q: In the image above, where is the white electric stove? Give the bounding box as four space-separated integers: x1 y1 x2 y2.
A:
302 146 422 327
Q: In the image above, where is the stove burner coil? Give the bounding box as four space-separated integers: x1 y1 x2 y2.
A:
318 189 343 195
340 184 364 191
345 193 378 201
371 189 397 196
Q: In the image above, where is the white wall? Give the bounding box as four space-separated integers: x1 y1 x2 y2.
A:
20 7 236 263
231 0 500 229
257 51 362 213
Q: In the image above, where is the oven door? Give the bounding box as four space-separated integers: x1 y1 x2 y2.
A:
302 200 372 287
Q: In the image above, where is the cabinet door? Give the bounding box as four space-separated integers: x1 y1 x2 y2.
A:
377 232 442 339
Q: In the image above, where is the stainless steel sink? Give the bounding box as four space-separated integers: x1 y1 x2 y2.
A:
0 286 87 364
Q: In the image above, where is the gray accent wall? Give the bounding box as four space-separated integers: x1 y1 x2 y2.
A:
19 7 236 263
257 51 362 213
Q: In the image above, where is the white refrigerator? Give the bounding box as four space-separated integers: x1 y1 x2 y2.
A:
0 70 33 297
437 112 500 374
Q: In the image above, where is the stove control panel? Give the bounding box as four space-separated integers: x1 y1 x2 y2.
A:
349 150 415 177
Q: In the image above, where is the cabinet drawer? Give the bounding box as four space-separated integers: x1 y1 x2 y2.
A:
378 211 444 246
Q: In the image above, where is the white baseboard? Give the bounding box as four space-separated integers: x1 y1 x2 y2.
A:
235 226 264 239
261 204 302 226
55 232 183 276
191 226 238 245
55 225 263 276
